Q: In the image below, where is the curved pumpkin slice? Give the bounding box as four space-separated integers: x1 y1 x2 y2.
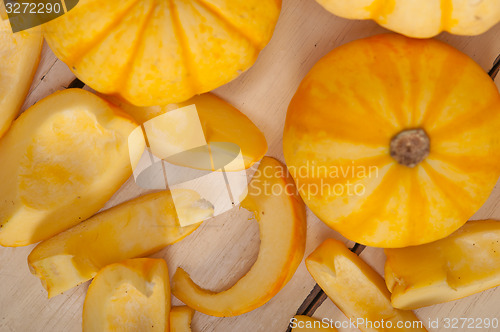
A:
171 157 307 316
0 89 143 246
306 239 427 332
385 220 500 310
104 92 267 170
170 306 195 332
28 189 213 298
0 19 42 137
83 258 170 332
291 315 338 331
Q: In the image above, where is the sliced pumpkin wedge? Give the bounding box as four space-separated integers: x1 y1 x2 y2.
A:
291 315 338 331
83 258 170 332
171 157 307 316
170 306 195 332
28 189 213 298
306 239 427 332
0 19 43 137
385 219 500 310
0 89 143 246
104 92 267 170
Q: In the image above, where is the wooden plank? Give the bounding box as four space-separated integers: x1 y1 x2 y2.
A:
20 41 76 112
0 0 499 331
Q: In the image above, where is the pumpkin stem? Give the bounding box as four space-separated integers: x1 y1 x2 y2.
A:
390 129 430 168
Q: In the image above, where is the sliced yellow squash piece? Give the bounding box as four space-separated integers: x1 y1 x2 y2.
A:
28 189 213 298
0 89 143 246
385 219 500 310
83 258 170 332
306 239 426 332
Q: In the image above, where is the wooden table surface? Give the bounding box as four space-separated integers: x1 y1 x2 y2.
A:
1 0 500 331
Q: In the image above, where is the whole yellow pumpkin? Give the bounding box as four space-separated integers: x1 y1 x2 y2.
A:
316 0 500 38
283 34 500 248
43 0 281 106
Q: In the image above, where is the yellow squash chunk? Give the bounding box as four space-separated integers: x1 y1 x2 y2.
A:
171 157 307 316
0 19 42 137
170 306 195 332
105 92 267 170
316 0 500 38
306 239 426 332
43 0 281 106
284 34 500 248
28 189 213 298
0 89 143 246
291 315 338 331
83 258 170 332
385 219 500 310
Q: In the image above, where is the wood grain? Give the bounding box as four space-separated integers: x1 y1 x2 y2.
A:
1 0 500 331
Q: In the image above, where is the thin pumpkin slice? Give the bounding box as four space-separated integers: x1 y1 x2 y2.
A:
28 189 213 298
43 0 281 106
306 239 427 332
171 157 307 316
83 258 170 332
385 219 500 310
284 33 500 248
104 92 267 170
291 315 338 331
0 18 42 137
0 89 144 246
170 306 195 332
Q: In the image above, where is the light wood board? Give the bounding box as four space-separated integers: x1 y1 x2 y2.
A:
1 0 500 331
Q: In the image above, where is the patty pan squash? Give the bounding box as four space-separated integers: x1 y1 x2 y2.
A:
316 0 500 38
283 34 500 248
0 89 144 246
43 0 281 107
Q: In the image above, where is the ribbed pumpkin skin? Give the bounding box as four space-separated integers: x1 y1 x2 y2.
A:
316 0 500 38
283 34 500 248
43 0 281 106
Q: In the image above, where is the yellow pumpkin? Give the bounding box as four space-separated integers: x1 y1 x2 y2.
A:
316 0 500 38
283 34 500 248
43 0 281 106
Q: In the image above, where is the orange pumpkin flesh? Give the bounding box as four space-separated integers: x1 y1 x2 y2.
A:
283 34 500 248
